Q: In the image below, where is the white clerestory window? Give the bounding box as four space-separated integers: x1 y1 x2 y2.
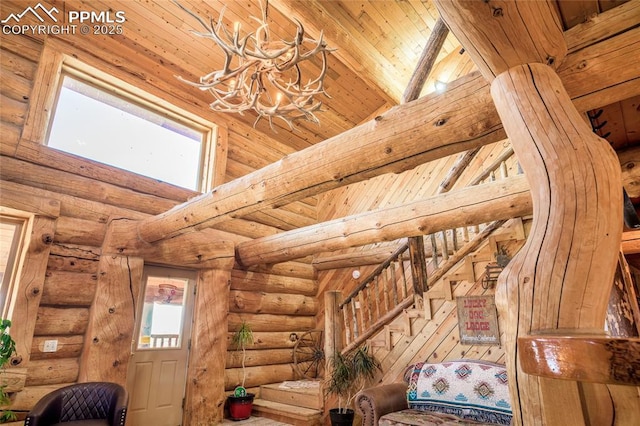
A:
46 65 216 192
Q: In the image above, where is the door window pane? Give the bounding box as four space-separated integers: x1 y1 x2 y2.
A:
137 276 189 350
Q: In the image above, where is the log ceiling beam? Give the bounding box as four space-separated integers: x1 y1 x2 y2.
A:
119 15 639 249
312 243 408 271
436 0 567 82
133 70 504 244
622 230 640 254
103 219 236 270
402 18 450 104
236 175 532 266
563 0 639 54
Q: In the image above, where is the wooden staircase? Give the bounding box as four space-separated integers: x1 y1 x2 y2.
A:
339 215 528 360
252 381 323 425
249 145 523 424
333 147 523 355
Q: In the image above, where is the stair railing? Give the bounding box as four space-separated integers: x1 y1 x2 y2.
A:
339 242 410 346
337 146 520 353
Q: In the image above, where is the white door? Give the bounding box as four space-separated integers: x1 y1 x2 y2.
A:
126 266 196 426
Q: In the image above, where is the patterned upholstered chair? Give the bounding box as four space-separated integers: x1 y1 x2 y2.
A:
25 382 128 426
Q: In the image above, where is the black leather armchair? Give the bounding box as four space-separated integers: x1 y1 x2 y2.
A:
25 382 128 426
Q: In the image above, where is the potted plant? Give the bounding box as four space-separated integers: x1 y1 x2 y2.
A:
0 320 17 423
326 345 380 426
227 320 255 420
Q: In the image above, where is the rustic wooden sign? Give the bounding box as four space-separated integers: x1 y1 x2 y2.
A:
456 295 500 345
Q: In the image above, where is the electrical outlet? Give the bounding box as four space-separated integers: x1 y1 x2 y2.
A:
43 340 58 352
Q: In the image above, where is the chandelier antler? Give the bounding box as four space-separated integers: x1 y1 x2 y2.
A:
175 0 335 131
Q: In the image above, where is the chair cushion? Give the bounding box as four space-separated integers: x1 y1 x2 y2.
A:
406 361 512 425
380 408 491 425
51 421 110 426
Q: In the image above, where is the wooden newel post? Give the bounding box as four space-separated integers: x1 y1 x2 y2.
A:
324 291 343 363
408 236 428 293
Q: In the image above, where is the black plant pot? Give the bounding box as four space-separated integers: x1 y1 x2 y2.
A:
329 408 355 426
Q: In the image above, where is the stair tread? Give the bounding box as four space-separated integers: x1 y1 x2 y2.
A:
253 398 322 416
261 381 322 396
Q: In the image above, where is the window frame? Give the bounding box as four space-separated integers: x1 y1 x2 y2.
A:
23 44 220 193
0 208 33 320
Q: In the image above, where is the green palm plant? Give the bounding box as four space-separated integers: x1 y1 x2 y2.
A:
0 319 17 423
326 345 381 414
231 320 254 395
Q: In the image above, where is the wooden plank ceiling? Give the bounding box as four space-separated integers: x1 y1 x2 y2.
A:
57 0 636 154
3 0 637 235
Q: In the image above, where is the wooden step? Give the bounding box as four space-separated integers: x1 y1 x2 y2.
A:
259 381 323 410
222 416 292 425
252 399 322 426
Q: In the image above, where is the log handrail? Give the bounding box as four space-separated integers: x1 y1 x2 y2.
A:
342 295 416 354
341 218 508 353
339 242 410 308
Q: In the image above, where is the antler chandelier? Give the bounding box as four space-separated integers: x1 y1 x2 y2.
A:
176 0 334 130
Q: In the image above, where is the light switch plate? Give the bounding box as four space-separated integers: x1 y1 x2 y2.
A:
43 339 58 352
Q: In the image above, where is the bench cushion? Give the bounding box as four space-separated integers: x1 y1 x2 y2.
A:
406 360 512 425
380 408 496 425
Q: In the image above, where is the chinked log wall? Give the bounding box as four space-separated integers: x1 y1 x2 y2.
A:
0 31 318 419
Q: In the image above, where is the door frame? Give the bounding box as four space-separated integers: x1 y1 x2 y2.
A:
126 265 197 426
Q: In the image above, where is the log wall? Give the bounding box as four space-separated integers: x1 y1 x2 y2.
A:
0 26 319 416
2 1 638 422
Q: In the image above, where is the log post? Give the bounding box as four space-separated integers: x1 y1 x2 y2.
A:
433 1 624 424
183 268 231 424
324 291 343 361
79 255 144 385
324 291 342 418
6 215 57 369
492 62 622 425
1 188 60 370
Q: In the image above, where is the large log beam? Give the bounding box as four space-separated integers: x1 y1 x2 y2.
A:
434 1 628 424
103 219 235 269
237 175 532 265
132 71 504 243
436 0 567 81
124 23 639 246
